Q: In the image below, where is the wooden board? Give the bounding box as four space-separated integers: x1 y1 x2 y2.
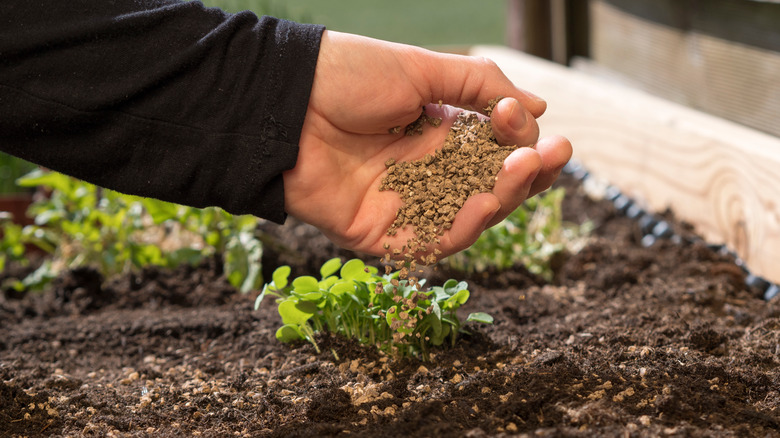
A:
589 0 780 140
469 45 780 284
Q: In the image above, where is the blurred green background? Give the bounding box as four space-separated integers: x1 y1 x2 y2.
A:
202 0 507 48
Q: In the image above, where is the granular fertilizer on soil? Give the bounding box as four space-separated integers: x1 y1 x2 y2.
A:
379 98 523 278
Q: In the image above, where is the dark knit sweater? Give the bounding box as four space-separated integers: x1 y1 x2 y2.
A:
0 0 324 223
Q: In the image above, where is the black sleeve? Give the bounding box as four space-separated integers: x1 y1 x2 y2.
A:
0 0 324 224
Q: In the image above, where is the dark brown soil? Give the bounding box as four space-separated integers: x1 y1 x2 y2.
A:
2 172 779 437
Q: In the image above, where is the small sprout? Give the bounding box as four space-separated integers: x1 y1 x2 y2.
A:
446 187 590 281
256 258 492 361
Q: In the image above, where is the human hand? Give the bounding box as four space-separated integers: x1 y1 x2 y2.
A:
283 30 572 259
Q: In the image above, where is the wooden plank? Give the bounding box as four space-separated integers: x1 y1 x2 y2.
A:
470 45 780 284
590 0 780 139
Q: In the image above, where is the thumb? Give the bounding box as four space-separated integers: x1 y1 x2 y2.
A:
490 97 540 147
422 52 547 117
437 193 501 256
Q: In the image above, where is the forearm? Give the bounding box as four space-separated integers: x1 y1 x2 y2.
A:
0 0 324 222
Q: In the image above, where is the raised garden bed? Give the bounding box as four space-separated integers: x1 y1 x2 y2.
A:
2 47 779 437
2 165 778 437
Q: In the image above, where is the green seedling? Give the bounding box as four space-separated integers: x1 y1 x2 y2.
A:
0 217 25 273
255 258 493 361
446 187 590 281
1 169 264 293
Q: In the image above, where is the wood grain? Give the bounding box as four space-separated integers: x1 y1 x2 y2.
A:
589 0 780 139
470 46 780 284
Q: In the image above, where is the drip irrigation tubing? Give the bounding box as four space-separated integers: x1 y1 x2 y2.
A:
561 161 779 301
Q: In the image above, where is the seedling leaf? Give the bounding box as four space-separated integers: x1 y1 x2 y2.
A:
278 299 315 325
330 280 355 296
276 324 304 343
466 312 494 324
298 291 323 302
448 289 470 307
430 322 451 346
272 266 291 290
340 258 367 281
320 257 342 279
254 284 269 310
292 275 319 293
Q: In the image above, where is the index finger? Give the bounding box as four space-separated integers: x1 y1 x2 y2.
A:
415 50 547 118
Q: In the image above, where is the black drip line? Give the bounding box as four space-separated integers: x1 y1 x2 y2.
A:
561 161 779 301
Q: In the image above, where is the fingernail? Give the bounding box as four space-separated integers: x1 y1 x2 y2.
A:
482 204 501 229
509 100 527 131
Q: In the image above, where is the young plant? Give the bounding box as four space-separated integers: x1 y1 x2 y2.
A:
2 169 264 293
0 152 36 195
255 258 493 361
446 187 590 281
0 217 26 273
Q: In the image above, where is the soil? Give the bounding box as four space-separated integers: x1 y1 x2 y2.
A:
2 172 779 437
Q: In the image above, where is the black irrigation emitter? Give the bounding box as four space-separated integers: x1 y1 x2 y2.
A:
561 161 779 301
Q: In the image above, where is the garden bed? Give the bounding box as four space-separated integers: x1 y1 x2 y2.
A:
1 170 778 437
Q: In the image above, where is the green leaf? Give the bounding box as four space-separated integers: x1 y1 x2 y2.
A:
386 307 413 334
16 169 72 193
276 324 305 343
292 276 319 293
140 198 180 223
430 322 451 346
131 244 163 267
278 299 315 325
445 289 470 310
298 291 324 302
425 308 442 338
341 259 370 282
319 275 339 290
466 312 494 324
295 299 318 315
239 262 263 294
166 248 205 267
430 299 442 320
223 231 263 293
330 280 355 296
442 278 458 291
272 266 291 290
254 285 268 310
320 257 342 279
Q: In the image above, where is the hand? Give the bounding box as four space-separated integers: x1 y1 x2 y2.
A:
283 30 572 259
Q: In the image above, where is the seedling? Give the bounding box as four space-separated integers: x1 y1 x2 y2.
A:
446 187 591 281
1 169 264 293
255 258 493 361
0 218 25 273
